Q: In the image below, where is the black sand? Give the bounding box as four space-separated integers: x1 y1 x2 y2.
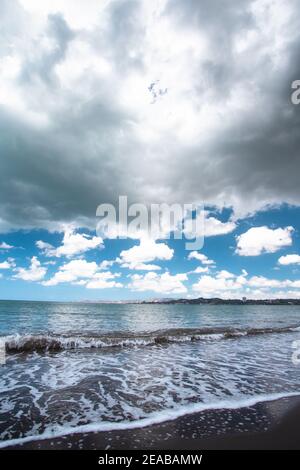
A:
3 395 300 450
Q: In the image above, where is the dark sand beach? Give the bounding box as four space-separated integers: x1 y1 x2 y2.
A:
5 396 300 450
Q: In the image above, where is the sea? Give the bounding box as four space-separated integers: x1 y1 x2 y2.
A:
1 300 300 447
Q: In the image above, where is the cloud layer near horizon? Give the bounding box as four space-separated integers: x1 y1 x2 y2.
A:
1 0 300 232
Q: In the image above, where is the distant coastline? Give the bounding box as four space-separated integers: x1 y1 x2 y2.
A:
79 297 300 305
141 297 300 305
1 297 300 305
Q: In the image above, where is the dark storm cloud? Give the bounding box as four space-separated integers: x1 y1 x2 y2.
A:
159 0 300 214
0 102 142 231
0 0 300 231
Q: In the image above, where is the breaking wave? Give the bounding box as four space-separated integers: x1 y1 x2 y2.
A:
2 324 300 354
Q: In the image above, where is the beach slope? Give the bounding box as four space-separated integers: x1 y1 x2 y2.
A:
4 396 300 450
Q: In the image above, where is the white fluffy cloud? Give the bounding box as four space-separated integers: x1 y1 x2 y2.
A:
130 271 188 294
118 239 174 270
278 254 300 265
42 259 98 286
37 229 103 258
14 256 47 281
204 216 237 237
188 251 215 265
247 276 286 288
184 214 236 239
217 270 235 279
193 270 247 297
42 258 121 289
192 266 210 274
192 270 300 299
85 272 122 289
247 276 300 290
236 226 294 256
42 259 94 285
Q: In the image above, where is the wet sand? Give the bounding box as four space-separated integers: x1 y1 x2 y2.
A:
4 396 300 450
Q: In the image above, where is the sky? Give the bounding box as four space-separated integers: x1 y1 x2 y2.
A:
1 0 300 301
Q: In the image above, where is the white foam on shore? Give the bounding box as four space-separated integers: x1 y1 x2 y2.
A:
0 391 299 449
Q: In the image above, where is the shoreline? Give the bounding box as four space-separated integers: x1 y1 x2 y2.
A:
3 395 300 450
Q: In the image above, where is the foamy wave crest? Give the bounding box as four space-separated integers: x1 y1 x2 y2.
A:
2 324 300 354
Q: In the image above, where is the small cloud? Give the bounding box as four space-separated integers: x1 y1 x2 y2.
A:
236 226 294 256
42 259 121 289
278 254 300 265
0 261 11 269
129 271 187 294
14 257 47 282
188 251 215 265
118 238 173 270
36 229 103 258
0 242 14 250
191 266 210 274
